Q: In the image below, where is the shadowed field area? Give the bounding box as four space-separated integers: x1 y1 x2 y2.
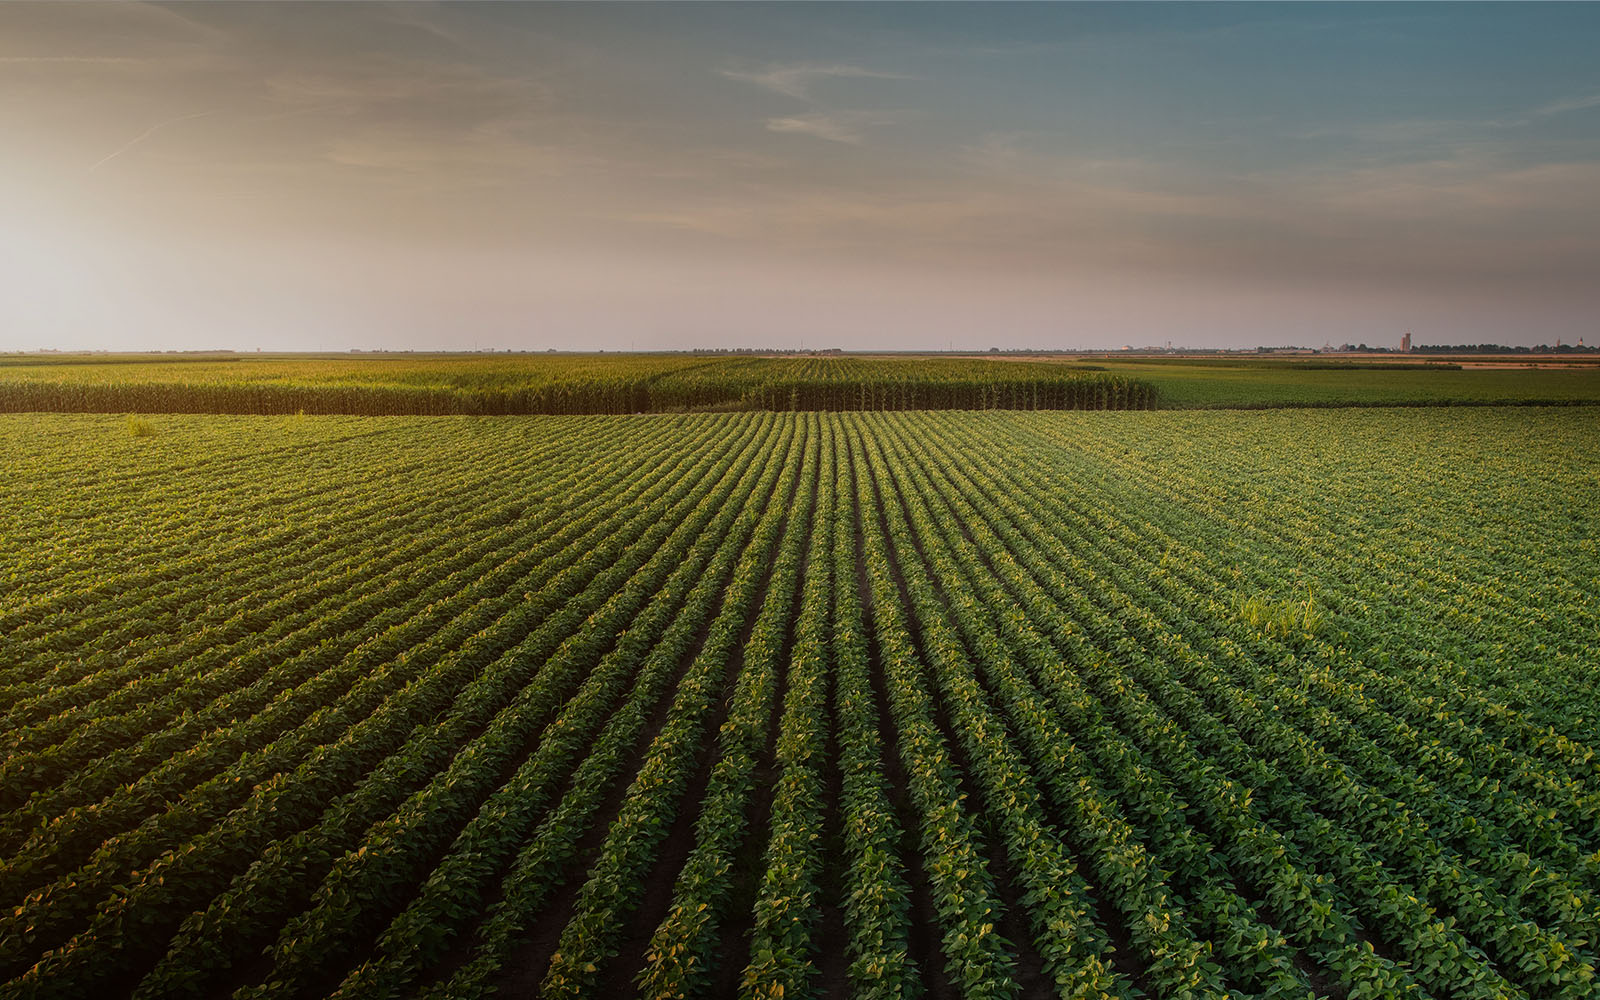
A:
4 408 1597 999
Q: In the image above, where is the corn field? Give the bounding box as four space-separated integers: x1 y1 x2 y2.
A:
0 356 1153 415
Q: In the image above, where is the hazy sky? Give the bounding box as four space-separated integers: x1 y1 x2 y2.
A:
4 2 1600 351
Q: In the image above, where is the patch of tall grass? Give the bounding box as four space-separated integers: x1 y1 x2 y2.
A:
1236 587 1323 637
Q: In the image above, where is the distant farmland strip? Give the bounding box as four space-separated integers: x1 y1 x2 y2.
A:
0 356 1153 415
3 408 1598 1000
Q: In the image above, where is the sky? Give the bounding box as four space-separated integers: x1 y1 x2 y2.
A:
3 2 1599 352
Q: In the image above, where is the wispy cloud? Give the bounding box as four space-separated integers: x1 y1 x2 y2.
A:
726 62 908 144
1292 91 1600 144
264 56 546 113
765 112 870 144
722 62 911 100
378 4 473 52
961 131 1046 173
1536 93 1600 117
85 110 215 174
0 55 142 64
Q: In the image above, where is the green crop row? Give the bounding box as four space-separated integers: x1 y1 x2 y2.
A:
2 407 1596 1000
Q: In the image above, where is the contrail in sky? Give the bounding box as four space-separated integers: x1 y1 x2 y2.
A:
85 111 215 175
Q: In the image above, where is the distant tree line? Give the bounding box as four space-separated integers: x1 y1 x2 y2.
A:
1411 343 1596 354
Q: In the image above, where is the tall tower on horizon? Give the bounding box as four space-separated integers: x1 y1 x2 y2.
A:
1400 331 1412 353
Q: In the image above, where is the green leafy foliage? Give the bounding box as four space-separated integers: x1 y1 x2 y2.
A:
0 354 1153 415
1235 590 1324 639
2 407 1596 1000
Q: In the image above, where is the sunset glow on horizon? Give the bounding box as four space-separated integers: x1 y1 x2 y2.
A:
4 2 1599 352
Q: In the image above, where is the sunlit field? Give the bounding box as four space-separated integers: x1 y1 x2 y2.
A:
5 407 1597 999
10 0 1600 994
0 355 1152 415
7 353 1600 416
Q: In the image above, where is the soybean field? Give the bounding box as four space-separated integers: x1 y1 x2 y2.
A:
3 408 1599 1000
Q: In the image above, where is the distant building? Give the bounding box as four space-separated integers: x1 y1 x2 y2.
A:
1400 332 1412 353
